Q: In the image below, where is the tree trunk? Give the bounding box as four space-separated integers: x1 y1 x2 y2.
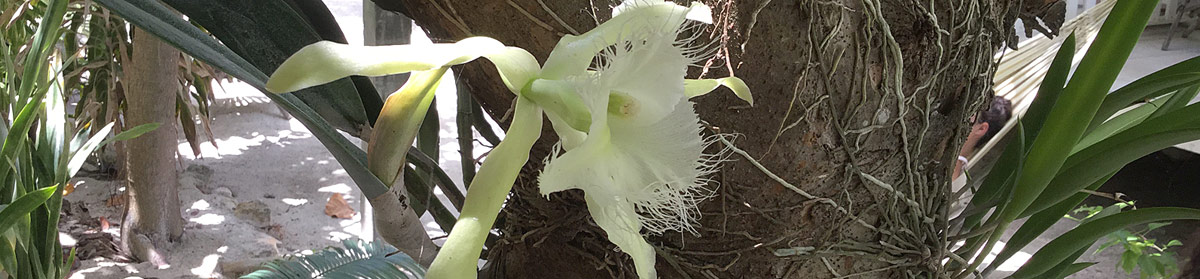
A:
120 27 184 267
383 0 1056 277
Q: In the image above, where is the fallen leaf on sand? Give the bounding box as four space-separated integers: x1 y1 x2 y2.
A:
99 217 110 231
105 193 126 208
324 193 355 219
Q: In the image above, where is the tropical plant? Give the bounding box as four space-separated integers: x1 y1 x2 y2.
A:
1070 202 1182 279
946 0 1200 278
89 0 1200 278
264 1 751 278
241 239 425 279
92 0 469 266
0 0 156 277
66 3 221 162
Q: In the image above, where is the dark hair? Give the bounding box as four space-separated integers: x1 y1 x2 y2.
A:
976 98 1012 147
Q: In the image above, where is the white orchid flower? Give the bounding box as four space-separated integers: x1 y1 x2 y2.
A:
265 1 750 278
533 1 751 278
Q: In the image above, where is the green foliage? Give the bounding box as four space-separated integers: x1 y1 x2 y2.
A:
241 239 425 279
0 0 155 278
162 0 383 136
60 1 219 158
1071 203 1183 279
93 0 463 236
950 1 1200 278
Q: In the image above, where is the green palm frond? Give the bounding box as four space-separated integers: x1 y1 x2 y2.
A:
241 239 426 279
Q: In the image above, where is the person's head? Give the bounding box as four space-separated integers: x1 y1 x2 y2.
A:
972 97 1012 149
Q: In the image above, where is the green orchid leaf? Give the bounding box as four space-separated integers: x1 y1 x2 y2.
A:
1022 101 1200 217
1011 208 1200 279
995 0 1157 223
94 0 390 199
164 0 378 135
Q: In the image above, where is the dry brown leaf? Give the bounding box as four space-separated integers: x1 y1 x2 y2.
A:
63 182 75 196
105 193 126 208
324 193 355 219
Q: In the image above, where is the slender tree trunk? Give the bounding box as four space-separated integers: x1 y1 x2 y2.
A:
120 27 184 267
382 0 1062 277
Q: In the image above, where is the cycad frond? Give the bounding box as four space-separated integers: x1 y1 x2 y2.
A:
241 239 426 279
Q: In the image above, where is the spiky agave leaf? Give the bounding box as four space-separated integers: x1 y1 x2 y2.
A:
241 239 426 279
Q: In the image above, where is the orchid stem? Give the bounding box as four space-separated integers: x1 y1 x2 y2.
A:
426 97 543 279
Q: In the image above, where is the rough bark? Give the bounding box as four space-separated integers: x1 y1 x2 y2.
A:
120 28 184 266
381 0 1051 277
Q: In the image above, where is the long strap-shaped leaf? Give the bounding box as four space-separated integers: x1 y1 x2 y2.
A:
958 33 1075 232
995 0 1157 223
0 186 56 233
1010 207 1200 278
162 0 377 135
93 0 390 199
1022 101 1200 217
1088 56 1200 130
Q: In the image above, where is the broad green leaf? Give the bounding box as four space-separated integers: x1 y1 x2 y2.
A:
1075 96 1168 152
996 0 1157 223
1011 208 1200 278
1022 102 1200 217
1021 35 1075 143
1042 260 1095 279
960 122 1024 232
1088 54 1200 130
1147 85 1200 119
164 0 377 135
0 186 56 233
94 0 390 199
684 77 754 105
0 234 15 275
983 172 1112 275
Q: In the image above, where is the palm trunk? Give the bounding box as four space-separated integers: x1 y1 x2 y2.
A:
120 27 184 267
